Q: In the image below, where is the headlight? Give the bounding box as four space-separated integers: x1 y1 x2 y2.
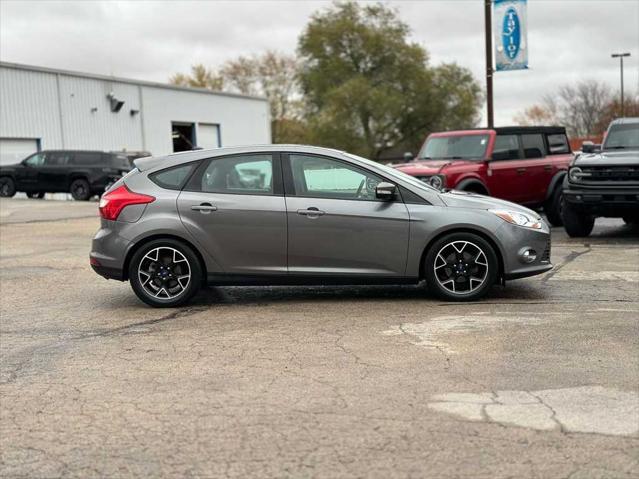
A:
490 209 542 229
569 167 582 182
429 175 445 189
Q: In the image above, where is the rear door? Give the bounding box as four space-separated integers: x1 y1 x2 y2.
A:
486 134 528 202
176 153 288 275
284 153 410 277
519 133 551 203
38 151 73 191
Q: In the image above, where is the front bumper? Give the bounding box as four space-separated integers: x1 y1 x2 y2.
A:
563 181 639 216
497 221 553 281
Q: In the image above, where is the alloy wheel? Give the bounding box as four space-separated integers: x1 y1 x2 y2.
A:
138 247 191 300
433 240 488 294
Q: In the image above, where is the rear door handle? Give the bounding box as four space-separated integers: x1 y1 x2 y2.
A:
544 164 553 171
297 208 325 217
191 203 217 213
517 167 526 174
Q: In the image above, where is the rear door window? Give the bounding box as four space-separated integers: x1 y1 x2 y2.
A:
492 135 520 161
546 133 570 154
521 134 546 159
73 152 103 165
187 154 275 195
45 152 72 166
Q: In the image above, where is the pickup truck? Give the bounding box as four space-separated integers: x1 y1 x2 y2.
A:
392 126 574 226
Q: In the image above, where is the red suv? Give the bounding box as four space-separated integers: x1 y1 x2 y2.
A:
393 127 574 226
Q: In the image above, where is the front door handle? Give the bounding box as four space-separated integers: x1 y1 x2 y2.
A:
544 164 552 172
517 167 526 175
191 203 217 213
297 208 325 217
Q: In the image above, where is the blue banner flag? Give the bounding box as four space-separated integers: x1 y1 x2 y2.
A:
494 0 528 71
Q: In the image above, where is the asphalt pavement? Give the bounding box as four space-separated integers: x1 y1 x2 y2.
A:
1 197 638 478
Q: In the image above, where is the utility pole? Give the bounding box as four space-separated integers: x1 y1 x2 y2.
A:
611 52 630 116
484 0 494 128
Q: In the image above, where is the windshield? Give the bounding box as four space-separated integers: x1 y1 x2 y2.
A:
344 153 439 193
603 123 639 150
419 134 489 160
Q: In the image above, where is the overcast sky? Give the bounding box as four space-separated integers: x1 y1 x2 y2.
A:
1 0 638 125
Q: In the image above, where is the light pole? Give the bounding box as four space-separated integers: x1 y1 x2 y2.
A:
484 0 494 128
611 52 630 116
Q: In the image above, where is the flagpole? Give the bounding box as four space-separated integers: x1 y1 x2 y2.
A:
484 0 494 128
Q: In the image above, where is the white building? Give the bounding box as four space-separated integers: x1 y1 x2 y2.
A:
0 62 271 165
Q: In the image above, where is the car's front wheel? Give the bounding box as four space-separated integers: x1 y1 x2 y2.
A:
424 232 498 301
129 239 202 307
0 177 16 198
561 199 594 237
70 178 91 201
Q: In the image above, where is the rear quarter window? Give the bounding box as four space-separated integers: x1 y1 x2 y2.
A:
546 133 570 154
149 163 197 190
73 152 103 165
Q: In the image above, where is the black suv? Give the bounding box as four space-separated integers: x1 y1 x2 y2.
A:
562 118 639 236
0 150 132 200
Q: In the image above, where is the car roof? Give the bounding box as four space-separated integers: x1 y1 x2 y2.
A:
609 117 639 125
134 144 346 172
430 126 567 136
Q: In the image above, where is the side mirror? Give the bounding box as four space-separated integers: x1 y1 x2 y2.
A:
403 152 414 162
376 182 397 200
581 141 601 154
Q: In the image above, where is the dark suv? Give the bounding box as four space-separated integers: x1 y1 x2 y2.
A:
393 127 574 226
0 150 132 200
562 118 639 237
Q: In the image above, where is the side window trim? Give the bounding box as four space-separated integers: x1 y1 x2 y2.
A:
281 152 404 203
183 153 283 196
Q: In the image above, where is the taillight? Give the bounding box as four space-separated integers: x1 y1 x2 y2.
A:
99 185 155 221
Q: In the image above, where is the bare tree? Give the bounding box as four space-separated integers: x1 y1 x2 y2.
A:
170 52 303 143
515 80 613 137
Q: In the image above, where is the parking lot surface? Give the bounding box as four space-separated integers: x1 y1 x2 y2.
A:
1 197 638 478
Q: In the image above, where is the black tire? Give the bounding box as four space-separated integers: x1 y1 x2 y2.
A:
561 199 594 237
26 191 45 199
70 178 91 201
128 239 203 308
544 185 563 227
0 177 16 198
425 232 498 302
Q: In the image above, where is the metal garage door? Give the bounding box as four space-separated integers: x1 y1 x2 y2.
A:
197 124 221 149
0 138 39 165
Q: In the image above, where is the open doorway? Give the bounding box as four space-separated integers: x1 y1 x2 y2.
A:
172 122 196 152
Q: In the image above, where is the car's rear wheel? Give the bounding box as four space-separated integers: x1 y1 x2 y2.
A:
70 178 91 201
425 233 498 301
561 199 594 237
26 192 45 199
544 185 563 227
0 177 16 198
129 239 202 308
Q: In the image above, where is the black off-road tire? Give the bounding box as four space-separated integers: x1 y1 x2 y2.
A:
0 177 16 198
561 199 595 237
424 232 498 302
128 239 203 308
70 178 91 201
544 185 563 227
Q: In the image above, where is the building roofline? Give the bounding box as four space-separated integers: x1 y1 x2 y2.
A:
0 61 268 103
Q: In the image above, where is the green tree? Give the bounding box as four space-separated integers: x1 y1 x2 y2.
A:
298 1 481 159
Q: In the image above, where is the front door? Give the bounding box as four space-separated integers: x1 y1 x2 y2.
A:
177 153 287 275
284 153 410 277
38 151 74 192
15 152 44 190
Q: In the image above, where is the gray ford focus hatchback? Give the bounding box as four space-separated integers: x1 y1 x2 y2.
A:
91 145 552 307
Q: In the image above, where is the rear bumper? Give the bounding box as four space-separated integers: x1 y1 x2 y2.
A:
90 222 130 281
90 260 124 281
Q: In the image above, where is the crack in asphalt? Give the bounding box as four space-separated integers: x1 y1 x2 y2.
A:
542 247 592 283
